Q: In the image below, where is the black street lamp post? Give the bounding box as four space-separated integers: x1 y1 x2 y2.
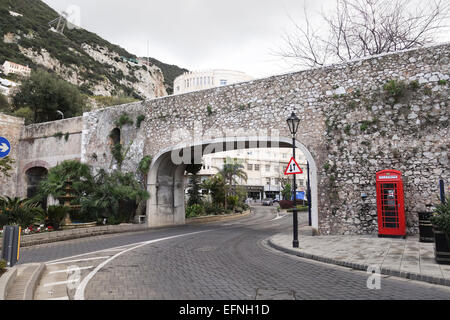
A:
287 112 300 248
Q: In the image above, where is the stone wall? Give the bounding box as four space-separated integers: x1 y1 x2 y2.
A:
82 43 449 235
16 117 83 198
3 43 449 235
0 113 24 197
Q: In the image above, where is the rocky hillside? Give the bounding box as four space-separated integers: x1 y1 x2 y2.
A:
144 57 189 95
0 0 186 100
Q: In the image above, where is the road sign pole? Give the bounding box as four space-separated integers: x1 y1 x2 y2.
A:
292 136 299 248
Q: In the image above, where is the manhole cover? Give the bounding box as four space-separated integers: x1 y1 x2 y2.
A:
255 288 296 300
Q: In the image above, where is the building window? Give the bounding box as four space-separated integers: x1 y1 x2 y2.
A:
254 164 260 171
247 164 253 171
265 165 271 172
299 179 304 187
266 178 271 185
220 79 227 86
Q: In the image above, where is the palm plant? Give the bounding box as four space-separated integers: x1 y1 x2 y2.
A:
80 169 150 223
201 175 226 207
0 196 44 228
215 157 248 209
36 160 94 202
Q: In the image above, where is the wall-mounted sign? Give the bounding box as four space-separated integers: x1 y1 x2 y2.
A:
378 175 399 180
0 136 11 159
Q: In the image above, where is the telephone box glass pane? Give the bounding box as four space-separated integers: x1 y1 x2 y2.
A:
381 183 399 229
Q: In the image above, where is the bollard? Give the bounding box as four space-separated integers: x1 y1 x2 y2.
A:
1 226 21 267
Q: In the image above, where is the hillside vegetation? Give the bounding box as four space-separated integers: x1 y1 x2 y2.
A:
0 0 187 100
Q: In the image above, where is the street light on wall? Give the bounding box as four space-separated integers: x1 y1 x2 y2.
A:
287 112 300 248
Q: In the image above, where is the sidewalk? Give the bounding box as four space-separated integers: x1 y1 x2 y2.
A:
268 232 450 287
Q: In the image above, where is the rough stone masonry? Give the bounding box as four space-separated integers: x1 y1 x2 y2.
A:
0 42 448 235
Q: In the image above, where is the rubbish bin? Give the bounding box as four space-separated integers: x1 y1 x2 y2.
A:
418 212 434 243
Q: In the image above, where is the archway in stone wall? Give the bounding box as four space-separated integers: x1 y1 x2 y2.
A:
25 167 48 209
147 136 319 231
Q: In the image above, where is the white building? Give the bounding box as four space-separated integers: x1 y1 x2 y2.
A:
2 61 31 77
0 77 18 96
186 148 309 201
173 69 253 94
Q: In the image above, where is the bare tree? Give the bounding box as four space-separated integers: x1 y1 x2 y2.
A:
276 0 450 68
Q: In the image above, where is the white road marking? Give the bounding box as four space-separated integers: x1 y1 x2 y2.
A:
74 229 213 300
45 241 155 264
46 256 110 266
44 279 79 287
270 214 287 221
49 266 94 274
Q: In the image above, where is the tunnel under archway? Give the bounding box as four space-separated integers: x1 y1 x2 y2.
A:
147 136 319 231
25 166 48 209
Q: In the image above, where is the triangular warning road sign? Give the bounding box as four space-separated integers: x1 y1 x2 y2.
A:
284 157 303 175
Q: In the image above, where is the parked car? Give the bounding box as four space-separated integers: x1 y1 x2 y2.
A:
262 198 274 206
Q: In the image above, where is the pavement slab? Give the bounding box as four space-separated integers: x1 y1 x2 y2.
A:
269 232 450 287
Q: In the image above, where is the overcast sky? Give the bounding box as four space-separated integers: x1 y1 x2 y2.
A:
42 0 450 79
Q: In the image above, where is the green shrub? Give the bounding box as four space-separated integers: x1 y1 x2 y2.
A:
186 204 205 218
383 80 405 102
53 132 64 139
409 80 419 91
0 259 6 276
235 207 244 213
47 206 68 230
438 79 447 86
206 105 213 116
115 113 134 128
0 197 44 228
12 70 85 124
111 143 125 166
0 212 8 228
204 202 223 215
430 197 450 236
80 169 149 224
360 121 370 132
287 205 309 212
226 196 239 210
136 115 146 128
344 125 351 135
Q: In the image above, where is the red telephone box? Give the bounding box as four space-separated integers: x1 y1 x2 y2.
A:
376 170 406 237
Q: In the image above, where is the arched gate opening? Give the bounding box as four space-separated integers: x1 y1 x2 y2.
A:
147 137 319 231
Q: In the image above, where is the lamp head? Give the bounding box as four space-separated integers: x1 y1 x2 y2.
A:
287 112 300 136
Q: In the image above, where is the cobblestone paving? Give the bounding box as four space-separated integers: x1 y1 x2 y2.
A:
17 225 211 264
82 207 450 300
270 233 450 285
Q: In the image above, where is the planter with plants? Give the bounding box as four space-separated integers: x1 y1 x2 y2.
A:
430 197 450 264
0 259 7 278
